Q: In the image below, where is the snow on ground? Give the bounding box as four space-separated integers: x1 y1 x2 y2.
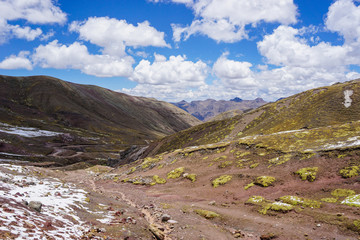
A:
0 123 61 137
0 164 114 239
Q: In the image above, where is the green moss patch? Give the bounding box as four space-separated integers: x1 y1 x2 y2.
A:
194 209 220 219
339 166 359 178
331 189 356 198
341 194 360 207
212 175 232 188
279 195 321 208
254 176 275 187
354 220 360 230
167 167 185 179
295 167 318 182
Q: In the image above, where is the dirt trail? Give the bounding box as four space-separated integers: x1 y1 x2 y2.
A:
88 179 173 240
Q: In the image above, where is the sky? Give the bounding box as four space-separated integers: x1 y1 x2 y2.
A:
1 0 360 102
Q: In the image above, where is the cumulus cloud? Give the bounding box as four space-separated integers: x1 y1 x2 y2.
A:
130 54 208 86
0 0 66 43
0 51 32 70
69 17 169 57
326 0 360 44
33 40 134 77
171 0 297 42
257 25 351 69
213 53 257 88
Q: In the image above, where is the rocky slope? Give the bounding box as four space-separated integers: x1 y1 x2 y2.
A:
173 98 267 121
0 75 201 166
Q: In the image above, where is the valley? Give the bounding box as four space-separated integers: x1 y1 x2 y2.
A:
0 76 360 239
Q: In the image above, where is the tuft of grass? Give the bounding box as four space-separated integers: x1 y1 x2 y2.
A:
212 175 232 188
321 198 338 203
331 189 356 198
153 175 167 184
339 166 359 178
279 195 321 208
250 163 259 169
295 167 318 182
194 209 220 219
244 182 255 190
167 167 185 179
341 194 360 208
184 173 197 182
254 176 275 187
246 196 265 205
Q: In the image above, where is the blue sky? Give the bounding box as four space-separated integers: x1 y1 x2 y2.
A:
1 0 360 102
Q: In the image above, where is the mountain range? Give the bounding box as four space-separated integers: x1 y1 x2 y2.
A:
172 97 267 121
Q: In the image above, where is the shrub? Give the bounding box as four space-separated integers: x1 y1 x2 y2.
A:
194 209 220 219
167 167 185 179
295 167 318 182
254 176 275 187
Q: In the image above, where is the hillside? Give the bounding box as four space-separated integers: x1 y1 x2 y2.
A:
173 98 267 121
0 75 201 166
102 79 360 239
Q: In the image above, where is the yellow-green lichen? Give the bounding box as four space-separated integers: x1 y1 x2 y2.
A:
295 167 318 182
167 167 185 179
153 175 167 184
321 198 338 203
341 194 360 208
331 189 356 198
194 209 220 219
141 156 162 169
212 175 232 188
279 195 321 208
254 176 275 187
184 173 197 182
339 166 359 178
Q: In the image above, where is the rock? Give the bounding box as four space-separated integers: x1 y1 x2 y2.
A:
317 223 321 227
167 219 178 224
28 201 42 212
209 201 216 205
233 230 244 238
161 214 171 222
260 233 277 240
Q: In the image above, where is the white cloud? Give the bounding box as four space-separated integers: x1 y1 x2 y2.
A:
130 54 208 86
11 25 42 41
70 17 169 57
172 0 297 42
0 0 66 43
213 53 257 88
0 0 66 24
33 40 134 77
257 25 350 69
0 51 32 70
326 0 360 44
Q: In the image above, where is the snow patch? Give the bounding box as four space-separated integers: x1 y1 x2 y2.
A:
343 90 353 108
0 164 90 239
0 123 61 137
